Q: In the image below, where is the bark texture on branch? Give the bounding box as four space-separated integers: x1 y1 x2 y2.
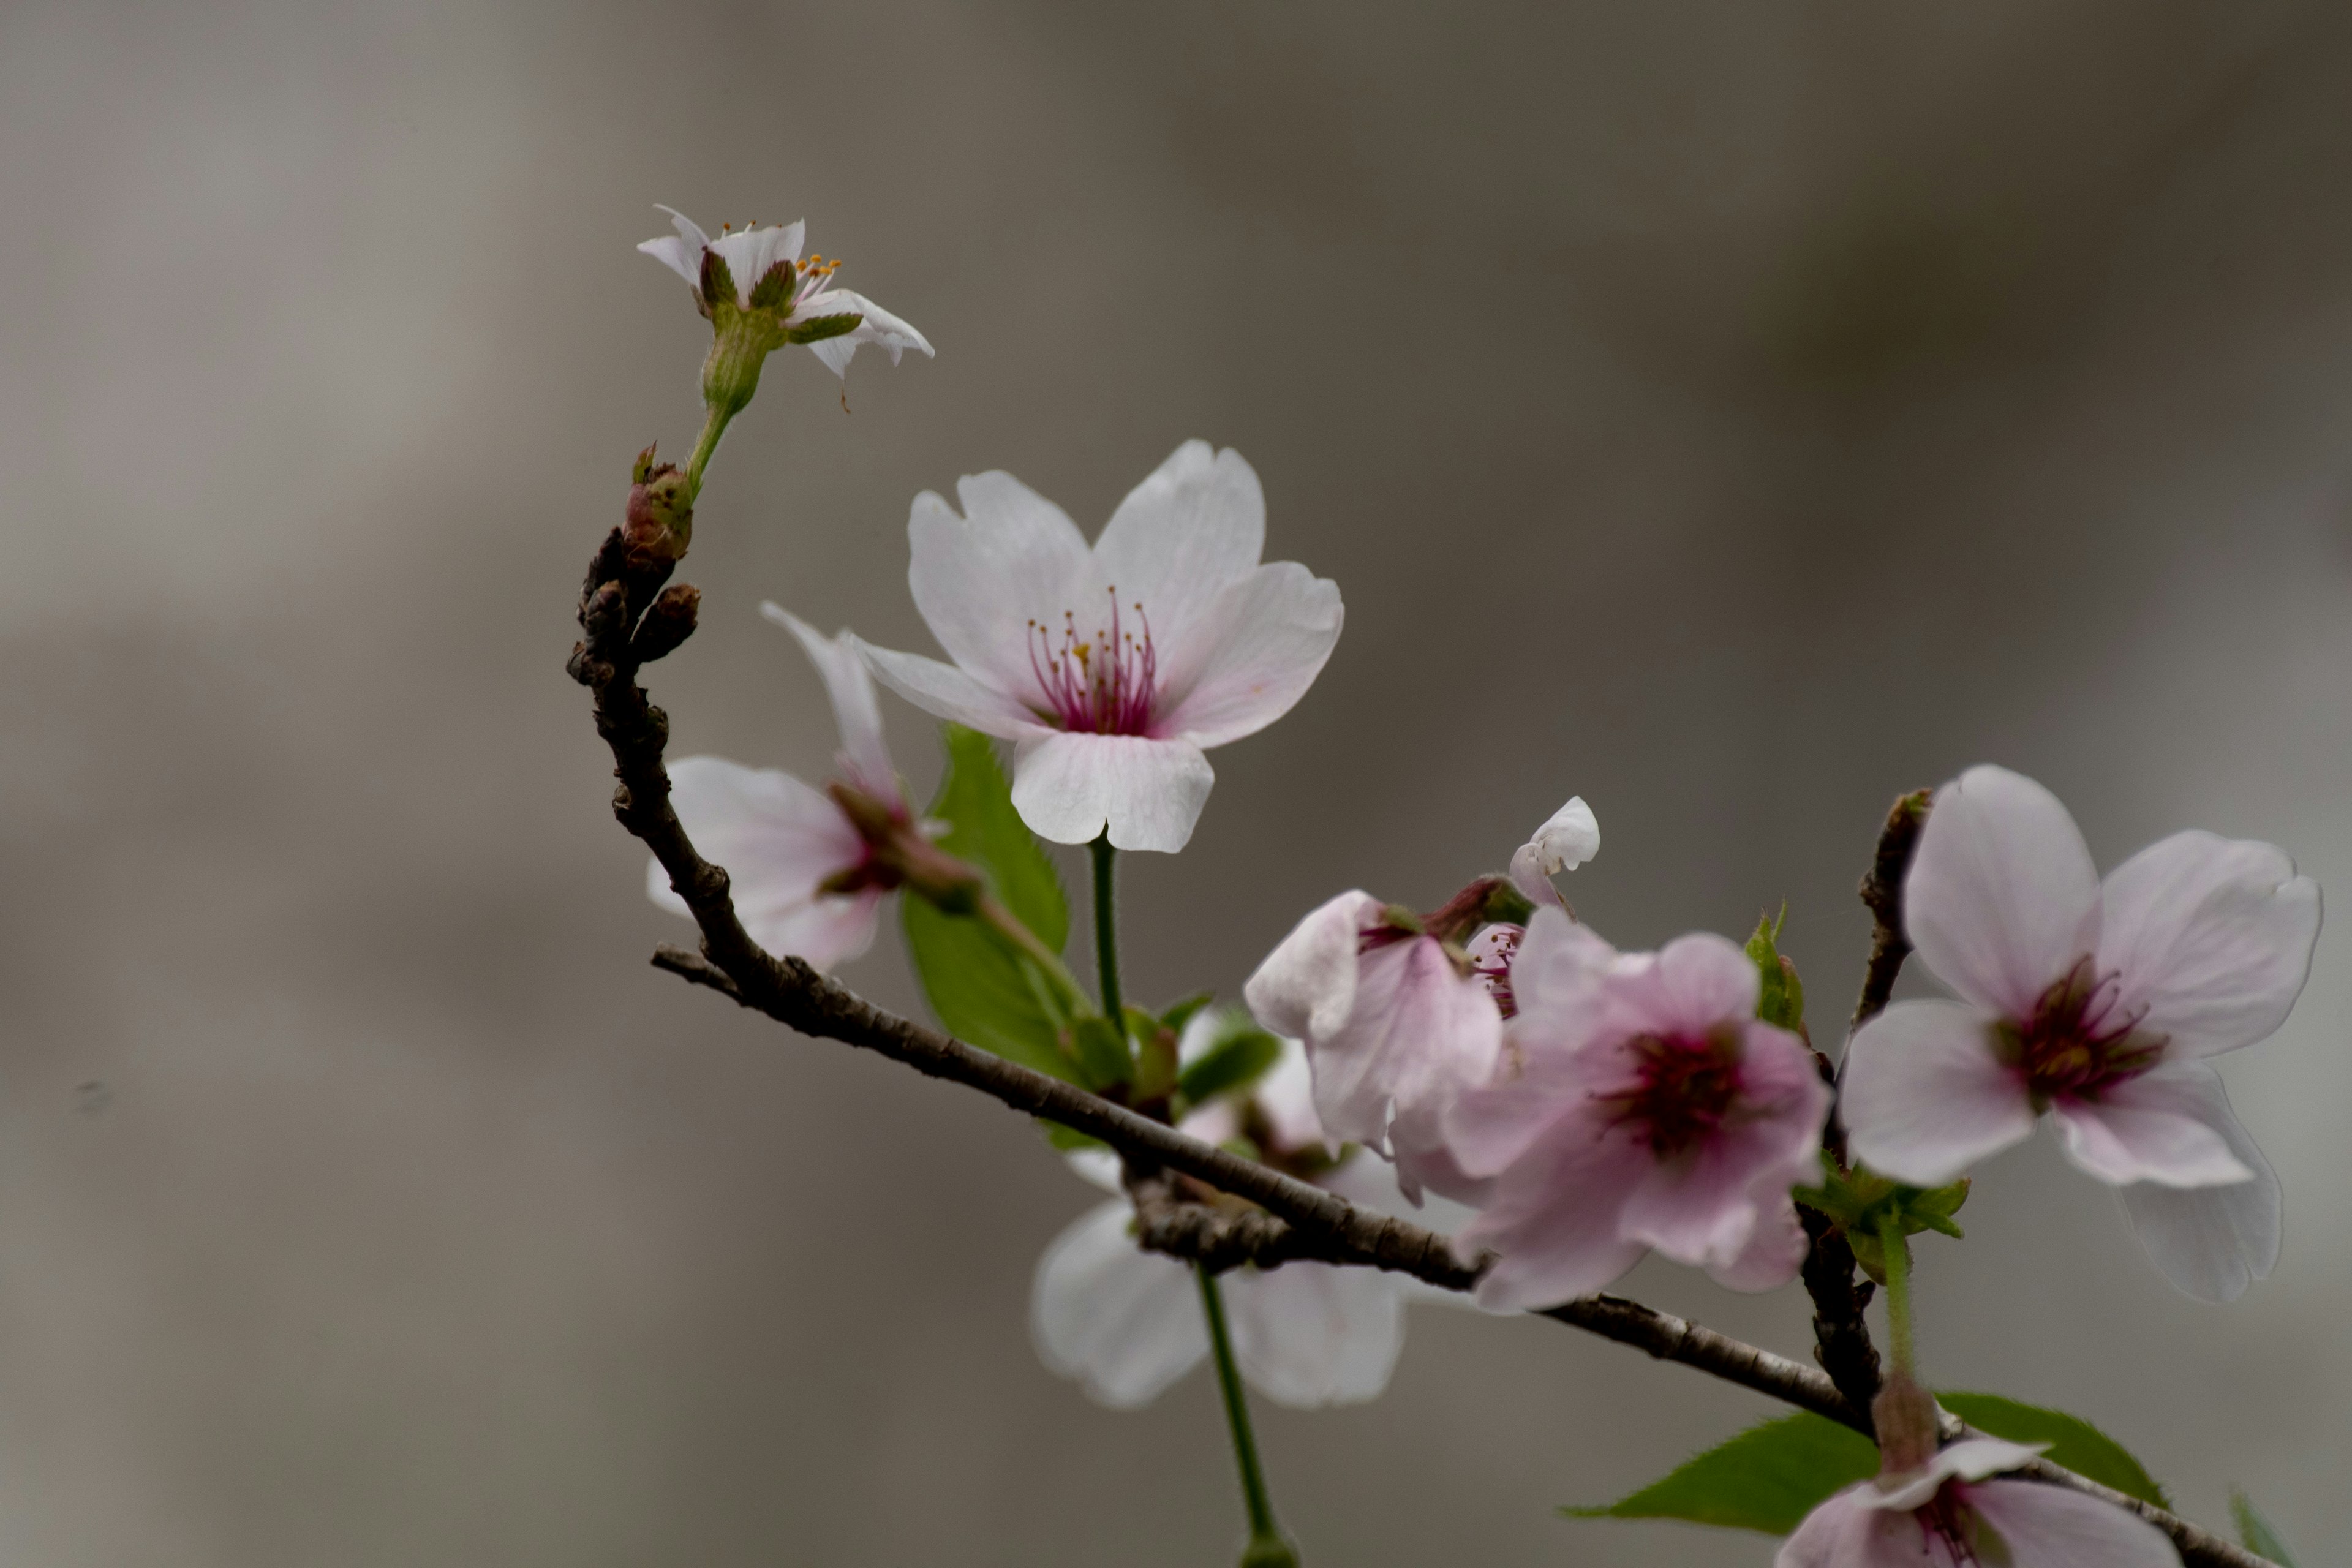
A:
571 540 2266 1568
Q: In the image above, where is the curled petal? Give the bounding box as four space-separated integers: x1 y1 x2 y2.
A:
762 605 896 804
1842 1000 2037 1186
1300 935 1502 1153
1907 765 2102 1018
799 287 934 377
1869 1438 2048 1511
2096 829 2321 1059
1513 796 1600 892
1961 1477 2180 1566
1223 1261 1404 1408
651 756 878 970
2116 1063 2282 1302
2049 1066 2254 1188
637 204 712 290
1009 732 1215 851
1031 1200 1205 1408
1244 891 1384 1044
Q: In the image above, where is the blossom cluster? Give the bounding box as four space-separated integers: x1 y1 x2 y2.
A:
625 206 2324 1567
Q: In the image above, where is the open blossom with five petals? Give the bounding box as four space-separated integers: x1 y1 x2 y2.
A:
1446 908 1830 1310
1841 764 2321 1301
852 441 1344 853
638 205 933 381
646 604 905 970
1031 1028 1472 1409
1244 891 1504 1204
1777 1438 2177 1568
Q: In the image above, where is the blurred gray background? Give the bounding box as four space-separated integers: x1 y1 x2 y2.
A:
4 1 2349 1562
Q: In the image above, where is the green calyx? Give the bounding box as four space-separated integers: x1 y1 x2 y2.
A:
1795 1156 1969 1285
1744 905 1806 1035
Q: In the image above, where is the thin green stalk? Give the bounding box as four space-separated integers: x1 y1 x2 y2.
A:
974 891 1093 1016
682 402 734 501
1195 1264 1299 1567
1877 1214 1916 1380
1090 832 1123 1020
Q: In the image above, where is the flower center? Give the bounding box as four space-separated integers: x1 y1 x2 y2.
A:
1998 958 2165 1108
1600 1032 1743 1158
1915 1485 1992 1566
1468 926 1521 1019
1027 588 1159 735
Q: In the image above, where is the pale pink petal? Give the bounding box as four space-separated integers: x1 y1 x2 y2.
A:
852 638 1050 741
1240 1036 1330 1156
1305 937 1502 1152
1461 1110 1654 1308
905 475 1097 700
1842 1000 2037 1186
2096 829 2321 1060
1154 562 1344 749
1776 1485 1921 1567
1030 1200 1206 1408
2049 1068 2254 1188
1224 1261 1403 1408
762 605 897 803
1962 1478 2180 1567
1507 843 1566 909
1008 731 1215 851
1907 766 2103 1018
651 756 879 970
2116 1063 2280 1301
1599 932 1758 1042
1869 1438 2048 1510
1506 906 1621 1021
1705 1196 1809 1292
1244 891 1384 1043
1387 1101 1498 1208
1090 440 1267 698
1444 1047 1591 1179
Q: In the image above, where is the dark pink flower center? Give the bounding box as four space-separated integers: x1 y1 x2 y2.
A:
1915 1484 1993 1566
1602 1032 1743 1158
1027 588 1158 735
1998 958 2165 1108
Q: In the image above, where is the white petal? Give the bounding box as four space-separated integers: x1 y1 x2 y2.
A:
1776 1485 1913 1567
1703 1197 1809 1292
707 224 799 307
796 288 935 377
906 477 1098 702
1842 1000 2038 1186
761 605 897 802
1030 1201 1206 1408
1507 906 1621 1019
2048 1068 2254 1188
1242 1036 1330 1156
652 756 878 970
851 638 1050 741
2116 1063 2281 1301
1009 732 1215 852
638 205 710 290
1065 1150 1123 1194
1154 562 1344 750
1964 1477 2181 1567
1308 937 1502 1153
1907 765 2103 1019
1866 1438 2049 1511
2096 829 2321 1059
1223 1262 1404 1408
1461 1111 1653 1309
1091 441 1268 698
1524 796 1600 875
1245 891 1384 1042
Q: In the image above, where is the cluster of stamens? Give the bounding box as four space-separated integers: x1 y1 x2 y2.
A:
1469 927 1522 1017
1999 959 2165 1107
1027 588 1159 734
1598 1031 1743 1158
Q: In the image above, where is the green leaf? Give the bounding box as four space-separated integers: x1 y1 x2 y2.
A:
1158 992 1215 1036
2230 1488 2301 1566
1744 905 1806 1034
900 726 1073 1080
1564 1412 1876 1536
1940 1394 2169 1509
1177 1014 1285 1110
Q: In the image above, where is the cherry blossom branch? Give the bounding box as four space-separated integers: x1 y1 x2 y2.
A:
1850 787 1932 1035
571 542 2266 1568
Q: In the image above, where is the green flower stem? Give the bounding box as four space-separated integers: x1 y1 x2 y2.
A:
1877 1213 1916 1380
973 890 1093 1017
682 401 735 502
1195 1264 1299 1567
1089 832 1123 1020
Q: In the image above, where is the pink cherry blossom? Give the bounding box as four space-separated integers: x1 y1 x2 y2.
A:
1031 1028 1475 1409
1841 764 2321 1300
1243 891 1504 1204
1777 1438 2177 1567
638 206 933 378
1446 909 1830 1310
646 604 906 970
853 441 1343 852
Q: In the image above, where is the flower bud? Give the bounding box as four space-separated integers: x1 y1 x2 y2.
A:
630 583 701 664
623 443 694 567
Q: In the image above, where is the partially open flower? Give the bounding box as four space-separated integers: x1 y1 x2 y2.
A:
1841 764 2321 1300
645 605 911 970
1447 909 1829 1310
854 441 1343 852
1509 795 1600 909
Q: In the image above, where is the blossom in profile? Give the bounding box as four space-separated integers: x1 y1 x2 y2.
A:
1509 794 1600 908
638 206 933 380
853 441 1343 852
1031 1030 1471 1409
1841 764 2321 1301
1243 890 1503 1203
646 604 905 969
1446 909 1829 1310
1776 1438 2176 1567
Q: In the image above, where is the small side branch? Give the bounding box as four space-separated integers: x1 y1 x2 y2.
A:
1850 787 1932 1035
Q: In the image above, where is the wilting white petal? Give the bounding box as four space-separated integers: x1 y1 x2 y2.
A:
1031 1200 1207 1408
1906 765 2103 1019
2096 829 2321 1060
762 605 896 803
1223 1262 1404 1408
1519 796 1600 880
2116 1063 2282 1302
1010 732 1215 851
1245 891 1384 1043
1842 1000 2039 1186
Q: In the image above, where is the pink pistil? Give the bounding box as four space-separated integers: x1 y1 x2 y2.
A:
1599 1033 1743 1157
1027 589 1160 734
